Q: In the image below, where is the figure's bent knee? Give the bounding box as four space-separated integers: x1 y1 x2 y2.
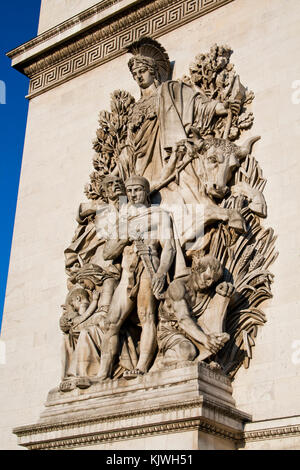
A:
179 341 197 361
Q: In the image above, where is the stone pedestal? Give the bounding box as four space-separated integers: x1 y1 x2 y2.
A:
13 363 250 450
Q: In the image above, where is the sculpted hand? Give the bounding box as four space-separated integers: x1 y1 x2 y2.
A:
203 333 229 354
59 317 72 334
134 240 151 256
152 273 166 296
160 150 180 181
216 281 235 298
215 100 241 117
98 314 110 332
227 209 246 233
231 182 267 218
228 99 241 116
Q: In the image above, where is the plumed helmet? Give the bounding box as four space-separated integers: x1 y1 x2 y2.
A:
126 37 171 83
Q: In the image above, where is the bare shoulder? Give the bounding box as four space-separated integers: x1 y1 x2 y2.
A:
167 279 186 301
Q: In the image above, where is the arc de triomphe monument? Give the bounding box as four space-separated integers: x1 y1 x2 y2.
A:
1 0 300 450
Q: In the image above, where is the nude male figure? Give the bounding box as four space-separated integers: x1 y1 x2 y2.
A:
98 175 176 379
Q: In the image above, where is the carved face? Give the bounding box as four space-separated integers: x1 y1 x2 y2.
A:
132 66 155 89
202 146 239 199
104 178 125 202
126 184 147 206
70 294 89 312
195 266 217 290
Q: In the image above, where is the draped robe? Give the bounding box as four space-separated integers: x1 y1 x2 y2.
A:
118 80 218 245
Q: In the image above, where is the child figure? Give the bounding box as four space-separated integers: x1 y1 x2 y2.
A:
59 287 100 392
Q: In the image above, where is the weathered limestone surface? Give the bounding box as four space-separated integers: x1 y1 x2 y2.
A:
13 364 250 450
1 0 300 450
38 0 102 33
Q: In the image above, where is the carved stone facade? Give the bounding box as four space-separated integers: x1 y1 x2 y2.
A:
2 0 300 450
51 32 276 391
8 0 234 98
13 363 251 450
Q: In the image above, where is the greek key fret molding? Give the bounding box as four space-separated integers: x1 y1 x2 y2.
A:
7 0 128 59
11 0 234 99
22 0 187 78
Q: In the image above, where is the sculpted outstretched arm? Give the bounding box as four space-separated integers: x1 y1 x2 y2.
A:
175 299 210 344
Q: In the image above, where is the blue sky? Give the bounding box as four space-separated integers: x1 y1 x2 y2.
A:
0 1 41 331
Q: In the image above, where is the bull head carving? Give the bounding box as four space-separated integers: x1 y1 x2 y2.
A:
200 135 261 200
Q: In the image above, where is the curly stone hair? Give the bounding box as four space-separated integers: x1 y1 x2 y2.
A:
201 137 240 159
66 287 90 308
191 254 223 283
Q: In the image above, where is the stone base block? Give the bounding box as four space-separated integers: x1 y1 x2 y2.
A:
13 363 251 450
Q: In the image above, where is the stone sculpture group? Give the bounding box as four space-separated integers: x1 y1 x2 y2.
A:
59 38 277 392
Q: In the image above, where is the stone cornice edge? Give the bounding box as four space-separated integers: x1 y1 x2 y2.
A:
244 424 300 442
20 418 241 450
7 0 234 99
7 0 135 59
13 396 250 437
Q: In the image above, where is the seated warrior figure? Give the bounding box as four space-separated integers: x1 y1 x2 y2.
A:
98 175 176 380
156 254 233 368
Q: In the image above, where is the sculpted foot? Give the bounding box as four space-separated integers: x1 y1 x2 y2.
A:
76 376 91 389
59 377 77 392
123 368 145 380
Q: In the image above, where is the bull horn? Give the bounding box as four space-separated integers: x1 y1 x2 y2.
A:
237 136 261 160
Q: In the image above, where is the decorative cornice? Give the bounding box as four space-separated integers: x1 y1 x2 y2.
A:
14 396 249 438
244 424 300 442
23 418 241 450
14 393 300 450
15 408 300 450
7 0 130 59
8 0 234 99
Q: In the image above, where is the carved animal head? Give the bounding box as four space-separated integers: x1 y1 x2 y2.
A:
199 136 260 199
